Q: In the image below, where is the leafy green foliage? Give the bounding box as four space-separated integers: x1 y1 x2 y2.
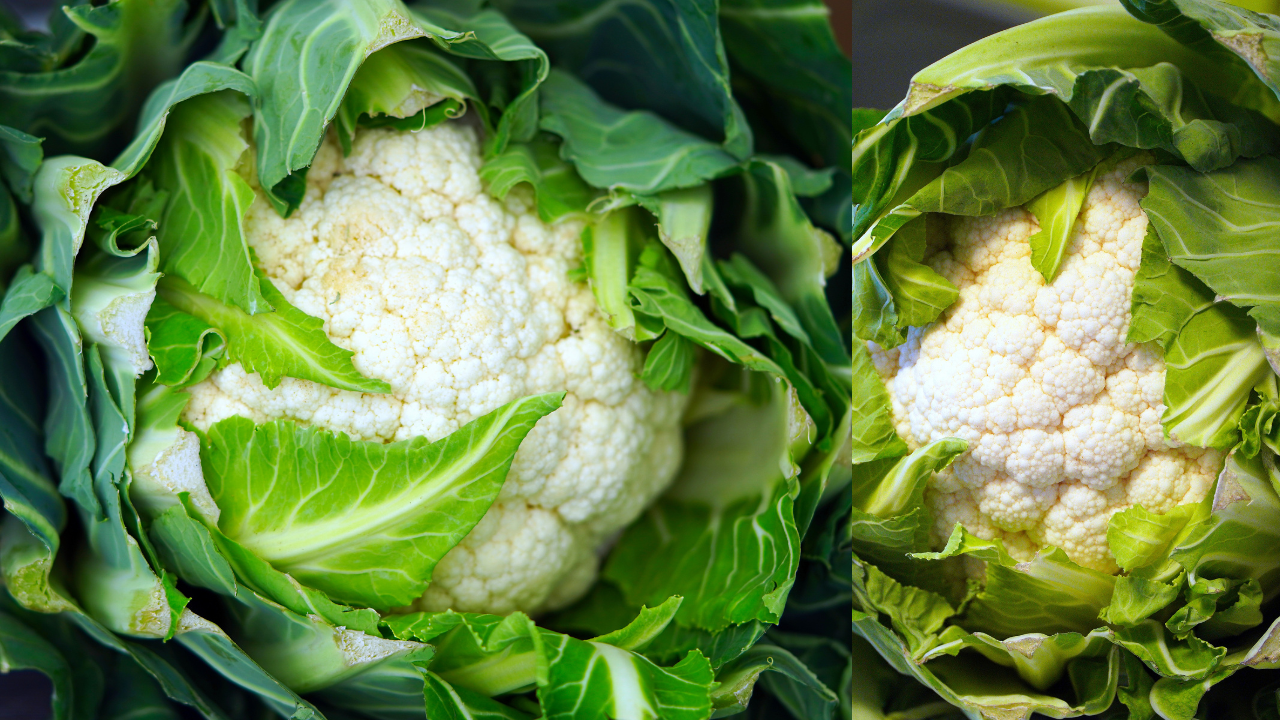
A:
539 70 740 194
155 273 392 393
202 393 562 609
498 0 752 159
479 134 598 222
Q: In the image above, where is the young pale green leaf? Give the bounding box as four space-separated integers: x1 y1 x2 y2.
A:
583 206 651 341
853 437 967 519
501 0 752 160
1113 620 1225 681
143 299 226 389
479 134 598 223
1171 447 1280 592
633 184 714 295
156 272 391 393
1161 298 1270 450
848 342 908 465
334 40 475 154
410 6 550 152
1108 502 1208 574
539 70 739 194
1142 158 1280 337
142 90 269 316
203 392 563 609
1025 165 1098 283
537 635 713 720
588 596 683 652
391 610 715 718
109 61 257 179
629 265 787 379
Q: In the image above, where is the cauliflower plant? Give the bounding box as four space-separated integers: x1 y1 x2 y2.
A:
180 122 688 614
870 156 1222 573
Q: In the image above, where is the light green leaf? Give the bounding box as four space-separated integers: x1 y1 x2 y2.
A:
854 437 967 519
873 214 958 332
633 184 714 295
1026 165 1099 283
142 90 268 316
1141 158 1280 337
423 672 534 719
0 124 43 204
156 272 391 393
479 134 598 222
1129 224 1215 350
203 392 563 609
539 70 739 194
588 596 683 652
334 40 475 154
1161 297 1270 449
639 331 696 394
1107 502 1207 573
143 299 226 389
583 206 651 341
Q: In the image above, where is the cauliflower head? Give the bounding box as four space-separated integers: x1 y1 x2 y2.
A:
870 156 1222 574
181 121 688 614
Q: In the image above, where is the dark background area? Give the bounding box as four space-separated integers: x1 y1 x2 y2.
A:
0 0 991 718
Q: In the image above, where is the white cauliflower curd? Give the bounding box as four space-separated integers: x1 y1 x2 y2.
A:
870 157 1222 574
181 122 688 614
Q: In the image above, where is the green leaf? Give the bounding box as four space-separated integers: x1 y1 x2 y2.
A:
640 331 696 393
142 90 269 316
0 124 42 204
479 134 598 222
1141 158 1280 337
334 40 476 154
500 0 752 160
1171 447 1280 593
872 215 958 331
604 378 801 631
853 437 967 519
633 184 715 295
244 0 437 214
423 672 534 719
1129 224 1215 350
409 6 550 153
143 299 226 388
539 70 739 194
1161 296 1270 450
1107 502 1206 573
0 611 87 720
583 206 651 341
155 272 391 393
1025 164 1099 283
736 161 845 364
29 306 97 517
203 392 563 609
1114 621 1225 680
588 596 683 652
847 342 908 464
0 0 195 158
720 0 851 170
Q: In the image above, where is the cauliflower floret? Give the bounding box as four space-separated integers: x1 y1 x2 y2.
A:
183 123 688 614
872 156 1222 574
